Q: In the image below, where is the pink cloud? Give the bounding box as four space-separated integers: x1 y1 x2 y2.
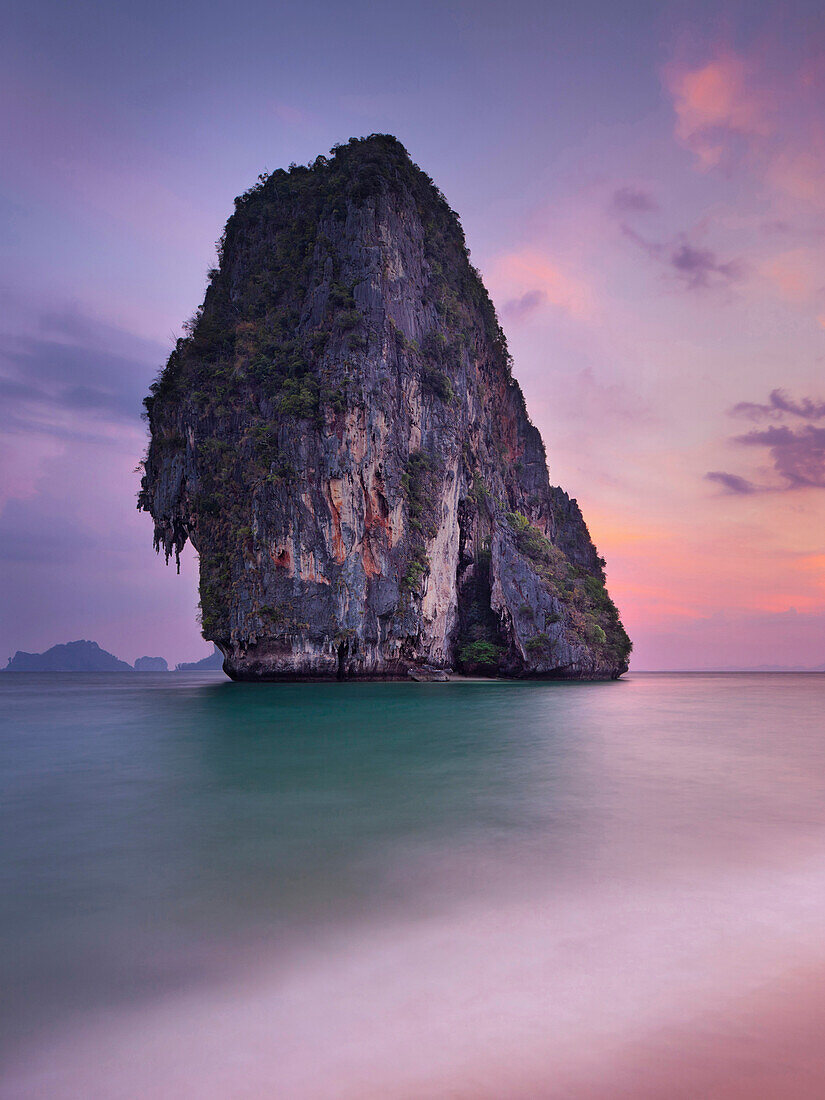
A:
491 249 593 321
761 247 824 304
664 43 825 211
768 146 825 207
665 52 772 169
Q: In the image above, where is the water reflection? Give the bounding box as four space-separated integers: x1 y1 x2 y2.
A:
3 673 825 1096
2 677 597 1043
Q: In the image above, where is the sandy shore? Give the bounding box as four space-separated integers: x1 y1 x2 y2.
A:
5 855 825 1099
552 966 825 1099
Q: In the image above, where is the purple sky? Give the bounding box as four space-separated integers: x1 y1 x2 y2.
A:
1 0 823 668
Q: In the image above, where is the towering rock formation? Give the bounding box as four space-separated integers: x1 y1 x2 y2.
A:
140 136 630 680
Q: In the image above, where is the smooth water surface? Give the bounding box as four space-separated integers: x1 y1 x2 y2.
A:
2 672 825 1097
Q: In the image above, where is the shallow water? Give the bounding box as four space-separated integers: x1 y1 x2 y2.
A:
2 671 825 1097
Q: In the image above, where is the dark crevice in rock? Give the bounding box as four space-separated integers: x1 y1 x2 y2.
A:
336 640 348 681
452 499 509 676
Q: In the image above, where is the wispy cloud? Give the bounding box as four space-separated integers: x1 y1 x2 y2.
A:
706 471 756 495
709 390 825 492
761 247 824 305
664 43 825 211
736 424 825 489
610 186 658 215
622 224 744 290
670 241 743 288
731 389 825 422
664 51 771 170
493 250 593 321
0 304 162 439
501 289 546 322
0 301 162 507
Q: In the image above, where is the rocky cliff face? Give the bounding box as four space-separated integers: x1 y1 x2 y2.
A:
140 135 631 680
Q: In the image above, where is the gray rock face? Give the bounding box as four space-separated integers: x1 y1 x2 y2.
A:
140 136 631 681
408 665 450 682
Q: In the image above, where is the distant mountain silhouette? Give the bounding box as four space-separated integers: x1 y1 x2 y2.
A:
4 640 133 672
708 663 825 673
636 664 825 673
134 656 169 672
176 645 225 671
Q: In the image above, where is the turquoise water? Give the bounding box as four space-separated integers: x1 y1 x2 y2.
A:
3 672 825 1097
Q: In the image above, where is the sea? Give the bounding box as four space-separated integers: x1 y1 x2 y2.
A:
2 671 825 1098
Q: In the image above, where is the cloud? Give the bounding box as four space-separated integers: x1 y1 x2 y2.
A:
705 471 756 494
0 301 202 666
762 219 793 235
622 224 744 289
0 301 164 508
670 242 743 288
501 289 546 322
664 44 825 212
0 436 203 667
664 51 771 170
663 40 825 328
731 389 825 422
736 424 825 489
710 390 825 492
610 186 658 215
528 368 652 451
493 250 593 320
0 507 98 565
761 247 824 304
0 307 164 439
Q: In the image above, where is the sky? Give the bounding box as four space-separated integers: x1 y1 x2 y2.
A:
1 0 823 669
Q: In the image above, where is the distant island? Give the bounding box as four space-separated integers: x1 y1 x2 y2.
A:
134 656 169 672
3 640 223 672
175 646 225 671
655 663 825 673
4 640 134 672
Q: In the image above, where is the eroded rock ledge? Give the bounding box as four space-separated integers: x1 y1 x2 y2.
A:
140 135 631 681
